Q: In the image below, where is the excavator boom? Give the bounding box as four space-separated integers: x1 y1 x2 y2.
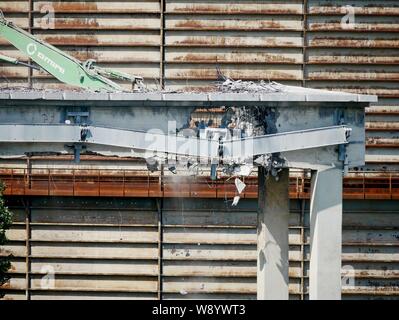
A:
0 11 143 91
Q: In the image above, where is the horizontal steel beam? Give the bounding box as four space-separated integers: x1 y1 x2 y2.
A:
223 125 351 159
0 124 350 160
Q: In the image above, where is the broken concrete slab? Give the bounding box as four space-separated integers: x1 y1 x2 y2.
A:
358 94 378 103
43 91 64 100
0 84 377 105
9 91 43 100
63 91 110 101
306 93 357 102
110 92 163 101
261 92 305 102
162 93 208 101
208 92 261 102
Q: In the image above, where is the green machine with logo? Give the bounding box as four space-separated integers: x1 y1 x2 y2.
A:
0 10 144 92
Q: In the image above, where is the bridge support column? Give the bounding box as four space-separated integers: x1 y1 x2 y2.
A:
257 167 290 300
309 167 343 300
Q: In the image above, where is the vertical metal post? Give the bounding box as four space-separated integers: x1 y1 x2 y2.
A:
157 164 165 299
147 170 150 197
309 167 343 300
159 0 166 89
362 172 365 199
28 0 33 88
123 170 126 197
72 169 75 196
156 198 163 300
47 169 50 195
26 156 32 189
98 170 101 196
389 173 392 199
302 0 308 88
257 167 290 300
24 198 31 300
11 168 14 194
300 198 306 300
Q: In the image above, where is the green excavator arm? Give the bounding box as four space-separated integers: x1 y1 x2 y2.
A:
0 10 144 91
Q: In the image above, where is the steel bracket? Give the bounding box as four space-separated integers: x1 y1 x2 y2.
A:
335 109 351 175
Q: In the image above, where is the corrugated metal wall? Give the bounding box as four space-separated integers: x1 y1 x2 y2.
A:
0 0 162 89
2 197 161 300
2 196 398 300
0 0 399 300
163 0 304 89
0 0 398 168
306 1 399 170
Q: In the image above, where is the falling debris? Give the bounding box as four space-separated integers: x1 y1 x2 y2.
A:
180 289 188 295
223 164 253 177
235 178 246 194
146 158 159 172
187 161 200 176
232 195 240 206
255 154 286 181
235 164 253 177
168 165 177 174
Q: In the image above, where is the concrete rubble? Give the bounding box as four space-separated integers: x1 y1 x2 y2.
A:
216 78 283 94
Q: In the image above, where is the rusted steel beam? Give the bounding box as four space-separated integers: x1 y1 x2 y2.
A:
1 168 398 200
33 2 160 14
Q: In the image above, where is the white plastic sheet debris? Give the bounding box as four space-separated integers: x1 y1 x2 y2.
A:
235 164 253 177
235 178 246 194
232 178 247 207
232 196 240 206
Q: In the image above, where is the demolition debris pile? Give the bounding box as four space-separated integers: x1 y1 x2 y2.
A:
216 78 284 94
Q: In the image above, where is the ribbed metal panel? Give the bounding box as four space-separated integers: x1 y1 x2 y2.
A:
340 200 399 300
161 198 257 300
0 0 30 88
301 199 399 300
164 0 304 90
2 197 398 300
0 0 162 89
1 197 161 300
305 1 399 169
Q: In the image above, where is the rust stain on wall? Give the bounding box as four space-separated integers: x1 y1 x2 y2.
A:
52 19 100 29
171 53 298 64
172 20 288 31
170 5 301 15
42 36 100 46
50 2 99 13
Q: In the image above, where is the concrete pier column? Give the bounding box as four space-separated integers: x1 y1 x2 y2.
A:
309 167 343 300
257 167 290 300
